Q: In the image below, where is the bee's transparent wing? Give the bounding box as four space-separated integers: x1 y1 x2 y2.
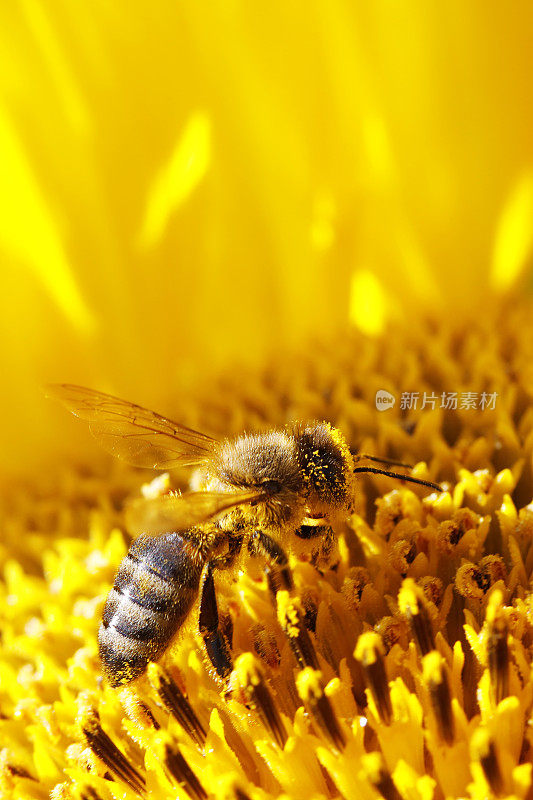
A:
46 384 215 469
125 489 265 536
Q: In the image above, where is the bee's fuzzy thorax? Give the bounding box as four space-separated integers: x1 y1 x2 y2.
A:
212 429 302 491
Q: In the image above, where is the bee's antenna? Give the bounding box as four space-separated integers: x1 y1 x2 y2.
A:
351 452 414 469
353 466 442 492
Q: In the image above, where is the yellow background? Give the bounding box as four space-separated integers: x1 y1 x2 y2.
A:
1 1 532 472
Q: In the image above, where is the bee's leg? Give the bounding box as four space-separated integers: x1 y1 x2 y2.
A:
210 534 244 570
247 531 294 596
198 562 233 680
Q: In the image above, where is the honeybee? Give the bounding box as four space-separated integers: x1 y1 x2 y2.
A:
48 384 441 686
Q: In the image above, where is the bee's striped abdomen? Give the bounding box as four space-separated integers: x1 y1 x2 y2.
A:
98 533 203 686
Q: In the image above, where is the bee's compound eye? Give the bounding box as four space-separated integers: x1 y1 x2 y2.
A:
261 479 282 495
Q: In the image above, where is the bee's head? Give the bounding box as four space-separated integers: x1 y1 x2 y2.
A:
214 430 305 529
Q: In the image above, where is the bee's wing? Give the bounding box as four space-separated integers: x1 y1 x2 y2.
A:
46 384 216 469
125 489 265 536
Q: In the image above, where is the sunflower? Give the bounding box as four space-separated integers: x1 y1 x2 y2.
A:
1 3 533 800
2 307 533 799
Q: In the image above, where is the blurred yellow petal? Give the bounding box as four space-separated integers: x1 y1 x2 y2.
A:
491 172 533 291
350 269 387 336
139 112 211 249
310 191 336 252
362 112 395 187
20 0 89 133
0 108 95 335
